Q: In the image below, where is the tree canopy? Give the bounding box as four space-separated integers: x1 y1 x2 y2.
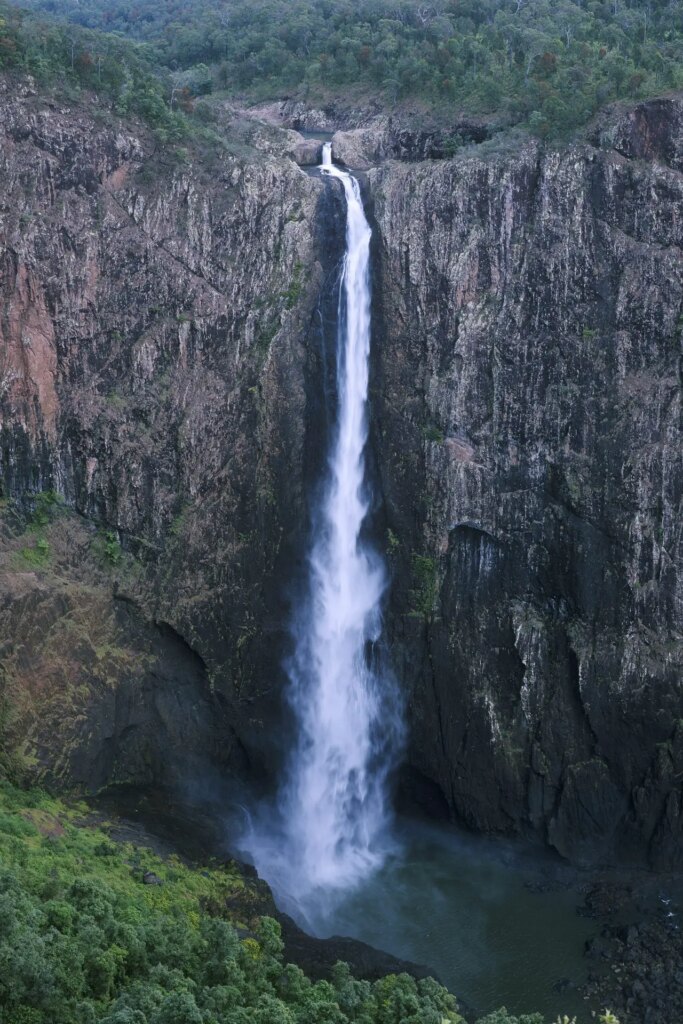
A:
0 780 553 1024
3 0 682 138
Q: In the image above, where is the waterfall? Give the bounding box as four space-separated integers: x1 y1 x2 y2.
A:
245 142 402 920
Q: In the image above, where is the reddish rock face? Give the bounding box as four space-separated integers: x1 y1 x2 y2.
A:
0 80 345 791
1 261 59 441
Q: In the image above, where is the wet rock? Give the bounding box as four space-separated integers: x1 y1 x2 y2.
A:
277 912 437 985
292 138 323 166
579 883 633 920
332 125 388 169
585 933 614 961
581 916 683 1024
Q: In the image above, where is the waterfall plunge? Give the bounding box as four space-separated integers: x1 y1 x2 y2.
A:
246 143 403 921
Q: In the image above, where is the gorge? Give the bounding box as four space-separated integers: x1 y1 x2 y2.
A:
0 66 682 1023
245 143 403 917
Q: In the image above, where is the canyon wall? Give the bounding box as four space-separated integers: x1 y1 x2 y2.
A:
1 78 681 868
0 81 345 788
367 96 683 867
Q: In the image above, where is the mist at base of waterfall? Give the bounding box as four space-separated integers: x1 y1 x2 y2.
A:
242 143 403 910
257 816 596 1021
236 797 403 931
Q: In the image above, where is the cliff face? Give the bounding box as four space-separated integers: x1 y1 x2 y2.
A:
367 96 683 868
0 81 346 788
1 77 682 870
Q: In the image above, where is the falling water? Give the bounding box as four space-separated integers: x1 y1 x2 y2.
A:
246 142 402 919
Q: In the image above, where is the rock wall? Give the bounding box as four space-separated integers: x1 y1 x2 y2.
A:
0 81 346 789
368 95 683 868
0 510 243 790
1 77 682 870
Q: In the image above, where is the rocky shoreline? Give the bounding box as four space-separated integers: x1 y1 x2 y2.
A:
92 786 683 1024
579 879 683 1023
91 788 439 988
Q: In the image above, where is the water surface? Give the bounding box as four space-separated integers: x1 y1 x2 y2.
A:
284 819 596 1021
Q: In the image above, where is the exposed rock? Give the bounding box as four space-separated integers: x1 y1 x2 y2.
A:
581 902 683 1024
142 870 163 885
332 125 389 170
242 98 494 169
243 98 381 133
331 118 493 169
292 138 323 166
0 509 245 790
0 79 348 793
1 76 682 874
368 93 683 868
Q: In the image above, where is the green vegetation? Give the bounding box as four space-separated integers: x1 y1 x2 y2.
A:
28 490 64 529
475 1015 542 1024
386 527 400 557
0 781 607 1024
282 262 304 311
94 530 123 567
0 780 470 1024
0 2 188 140
423 423 445 444
0 676 22 779
13 490 65 568
19 535 50 567
409 552 439 619
4 0 683 139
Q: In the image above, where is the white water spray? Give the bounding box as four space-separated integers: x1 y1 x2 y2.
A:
246 142 402 917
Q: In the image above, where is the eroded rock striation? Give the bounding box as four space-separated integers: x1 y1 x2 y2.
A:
0 78 682 870
0 80 346 790
368 95 683 868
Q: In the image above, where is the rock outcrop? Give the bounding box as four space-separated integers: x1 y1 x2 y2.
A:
367 94 683 868
0 80 346 789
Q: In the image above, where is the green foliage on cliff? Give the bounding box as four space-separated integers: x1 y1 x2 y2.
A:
410 553 439 619
5 0 683 138
0 781 472 1024
13 491 63 568
0 2 187 140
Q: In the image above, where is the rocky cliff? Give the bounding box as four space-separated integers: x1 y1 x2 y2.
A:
1 77 681 870
367 96 683 868
0 79 346 790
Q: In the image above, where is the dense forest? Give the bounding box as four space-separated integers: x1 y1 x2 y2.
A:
0 0 682 138
0 2 187 140
0 781 569 1024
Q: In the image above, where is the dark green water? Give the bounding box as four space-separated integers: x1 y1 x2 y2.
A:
98 790 602 1020
293 821 597 1021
